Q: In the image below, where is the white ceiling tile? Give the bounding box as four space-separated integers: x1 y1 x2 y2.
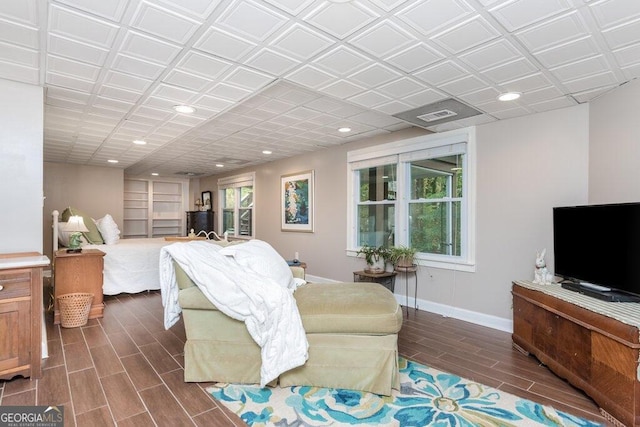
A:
285 64 336 89
216 0 288 42
119 30 182 65
193 27 256 61
571 85 616 103
270 23 335 61
132 105 174 120
154 0 222 20
482 57 539 84
224 66 275 90
398 0 473 36
104 70 153 92
0 41 38 67
0 0 39 26
130 1 201 44
458 39 522 71
613 42 640 67
588 0 640 28
46 72 95 92
459 87 501 104
550 54 611 81
318 79 365 99
263 0 315 15
439 75 489 95
348 90 393 108
48 34 110 66
534 36 601 68
490 0 573 32
402 88 447 107
46 85 92 103
207 83 253 101
413 60 468 86
304 1 379 39
349 20 416 58
47 54 101 81
562 70 619 93
602 18 640 50
620 62 640 80
529 95 576 112
518 85 563 104
499 72 552 92
348 63 401 87
244 48 299 75
163 69 212 91
55 0 128 22
45 95 87 110
377 77 425 98
258 98 296 114
99 85 143 102
177 51 232 79
94 95 134 112
369 0 412 12
313 45 371 76
431 16 500 54
384 43 445 73
111 53 166 79
193 94 235 111
49 4 119 49
515 11 588 52
0 17 39 48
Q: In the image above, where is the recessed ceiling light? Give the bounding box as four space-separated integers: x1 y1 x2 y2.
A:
133 139 147 145
262 150 272 155
107 159 119 164
498 92 521 101
151 172 159 176
338 127 351 133
173 105 196 114
216 164 224 168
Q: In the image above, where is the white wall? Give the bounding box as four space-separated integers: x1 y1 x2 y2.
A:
589 79 640 203
0 79 44 254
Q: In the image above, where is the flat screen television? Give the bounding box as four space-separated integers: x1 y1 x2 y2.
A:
553 202 640 302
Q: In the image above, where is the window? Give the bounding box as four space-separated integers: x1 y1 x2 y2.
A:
218 172 255 238
347 129 476 271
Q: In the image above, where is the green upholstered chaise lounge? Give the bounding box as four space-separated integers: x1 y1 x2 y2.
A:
174 263 403 396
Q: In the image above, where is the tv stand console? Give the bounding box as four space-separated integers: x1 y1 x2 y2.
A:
512 281 640 427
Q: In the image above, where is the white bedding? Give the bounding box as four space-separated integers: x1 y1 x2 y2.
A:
85 238 171 295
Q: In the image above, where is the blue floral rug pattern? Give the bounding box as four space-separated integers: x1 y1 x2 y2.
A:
207 357 602 426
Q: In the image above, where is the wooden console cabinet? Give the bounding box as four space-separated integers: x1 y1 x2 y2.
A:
512 282 640 426
0 252 50 380
54 249 105 324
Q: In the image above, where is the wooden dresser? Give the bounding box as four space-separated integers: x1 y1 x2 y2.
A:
0 252 50 380
54 249 105 324
512 281 640 426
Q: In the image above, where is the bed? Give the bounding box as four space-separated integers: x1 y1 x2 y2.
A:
52 209 173 295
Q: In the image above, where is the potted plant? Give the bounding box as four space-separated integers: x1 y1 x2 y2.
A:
389 245 417 268
356 245 389 273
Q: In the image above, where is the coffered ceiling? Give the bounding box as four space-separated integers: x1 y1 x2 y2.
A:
1 0 638 177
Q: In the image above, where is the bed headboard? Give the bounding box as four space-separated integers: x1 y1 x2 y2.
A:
52 210 60 253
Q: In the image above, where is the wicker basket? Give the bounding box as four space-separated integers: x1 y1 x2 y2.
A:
57 293 94 328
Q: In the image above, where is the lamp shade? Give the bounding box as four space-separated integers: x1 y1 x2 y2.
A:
63 215 90 233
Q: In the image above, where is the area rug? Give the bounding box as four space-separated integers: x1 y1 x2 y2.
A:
207 357 602 426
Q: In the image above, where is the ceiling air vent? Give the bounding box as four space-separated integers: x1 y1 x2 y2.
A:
393 98 481 129
417 109 457 123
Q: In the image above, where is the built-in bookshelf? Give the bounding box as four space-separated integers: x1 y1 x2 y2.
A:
123 178 188 238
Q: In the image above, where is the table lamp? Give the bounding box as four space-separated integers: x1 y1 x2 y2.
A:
63 215 89 253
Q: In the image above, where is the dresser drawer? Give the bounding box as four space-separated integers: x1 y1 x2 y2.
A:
0 270 32 299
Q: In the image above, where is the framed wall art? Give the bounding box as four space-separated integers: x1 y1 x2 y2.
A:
201 191 212 211
281 170 314 232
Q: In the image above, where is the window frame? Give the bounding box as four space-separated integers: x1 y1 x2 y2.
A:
347 128 476 272
217 172 255 239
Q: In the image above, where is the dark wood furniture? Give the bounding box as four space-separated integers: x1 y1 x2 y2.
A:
512 282 640 427
186 210 214 236
0 252 49 380
54 249 106 324
353 270 396 292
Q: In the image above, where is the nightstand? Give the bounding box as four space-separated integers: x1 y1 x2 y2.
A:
54 249 106 325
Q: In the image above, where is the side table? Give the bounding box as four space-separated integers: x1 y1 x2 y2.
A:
395 265 418 317
54 249 106 324
353 270 396 293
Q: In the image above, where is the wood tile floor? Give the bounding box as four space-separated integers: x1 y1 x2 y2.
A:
0 291 606 426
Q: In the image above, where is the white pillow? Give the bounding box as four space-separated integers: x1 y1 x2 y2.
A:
95 214 121 245
219 240 305 290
